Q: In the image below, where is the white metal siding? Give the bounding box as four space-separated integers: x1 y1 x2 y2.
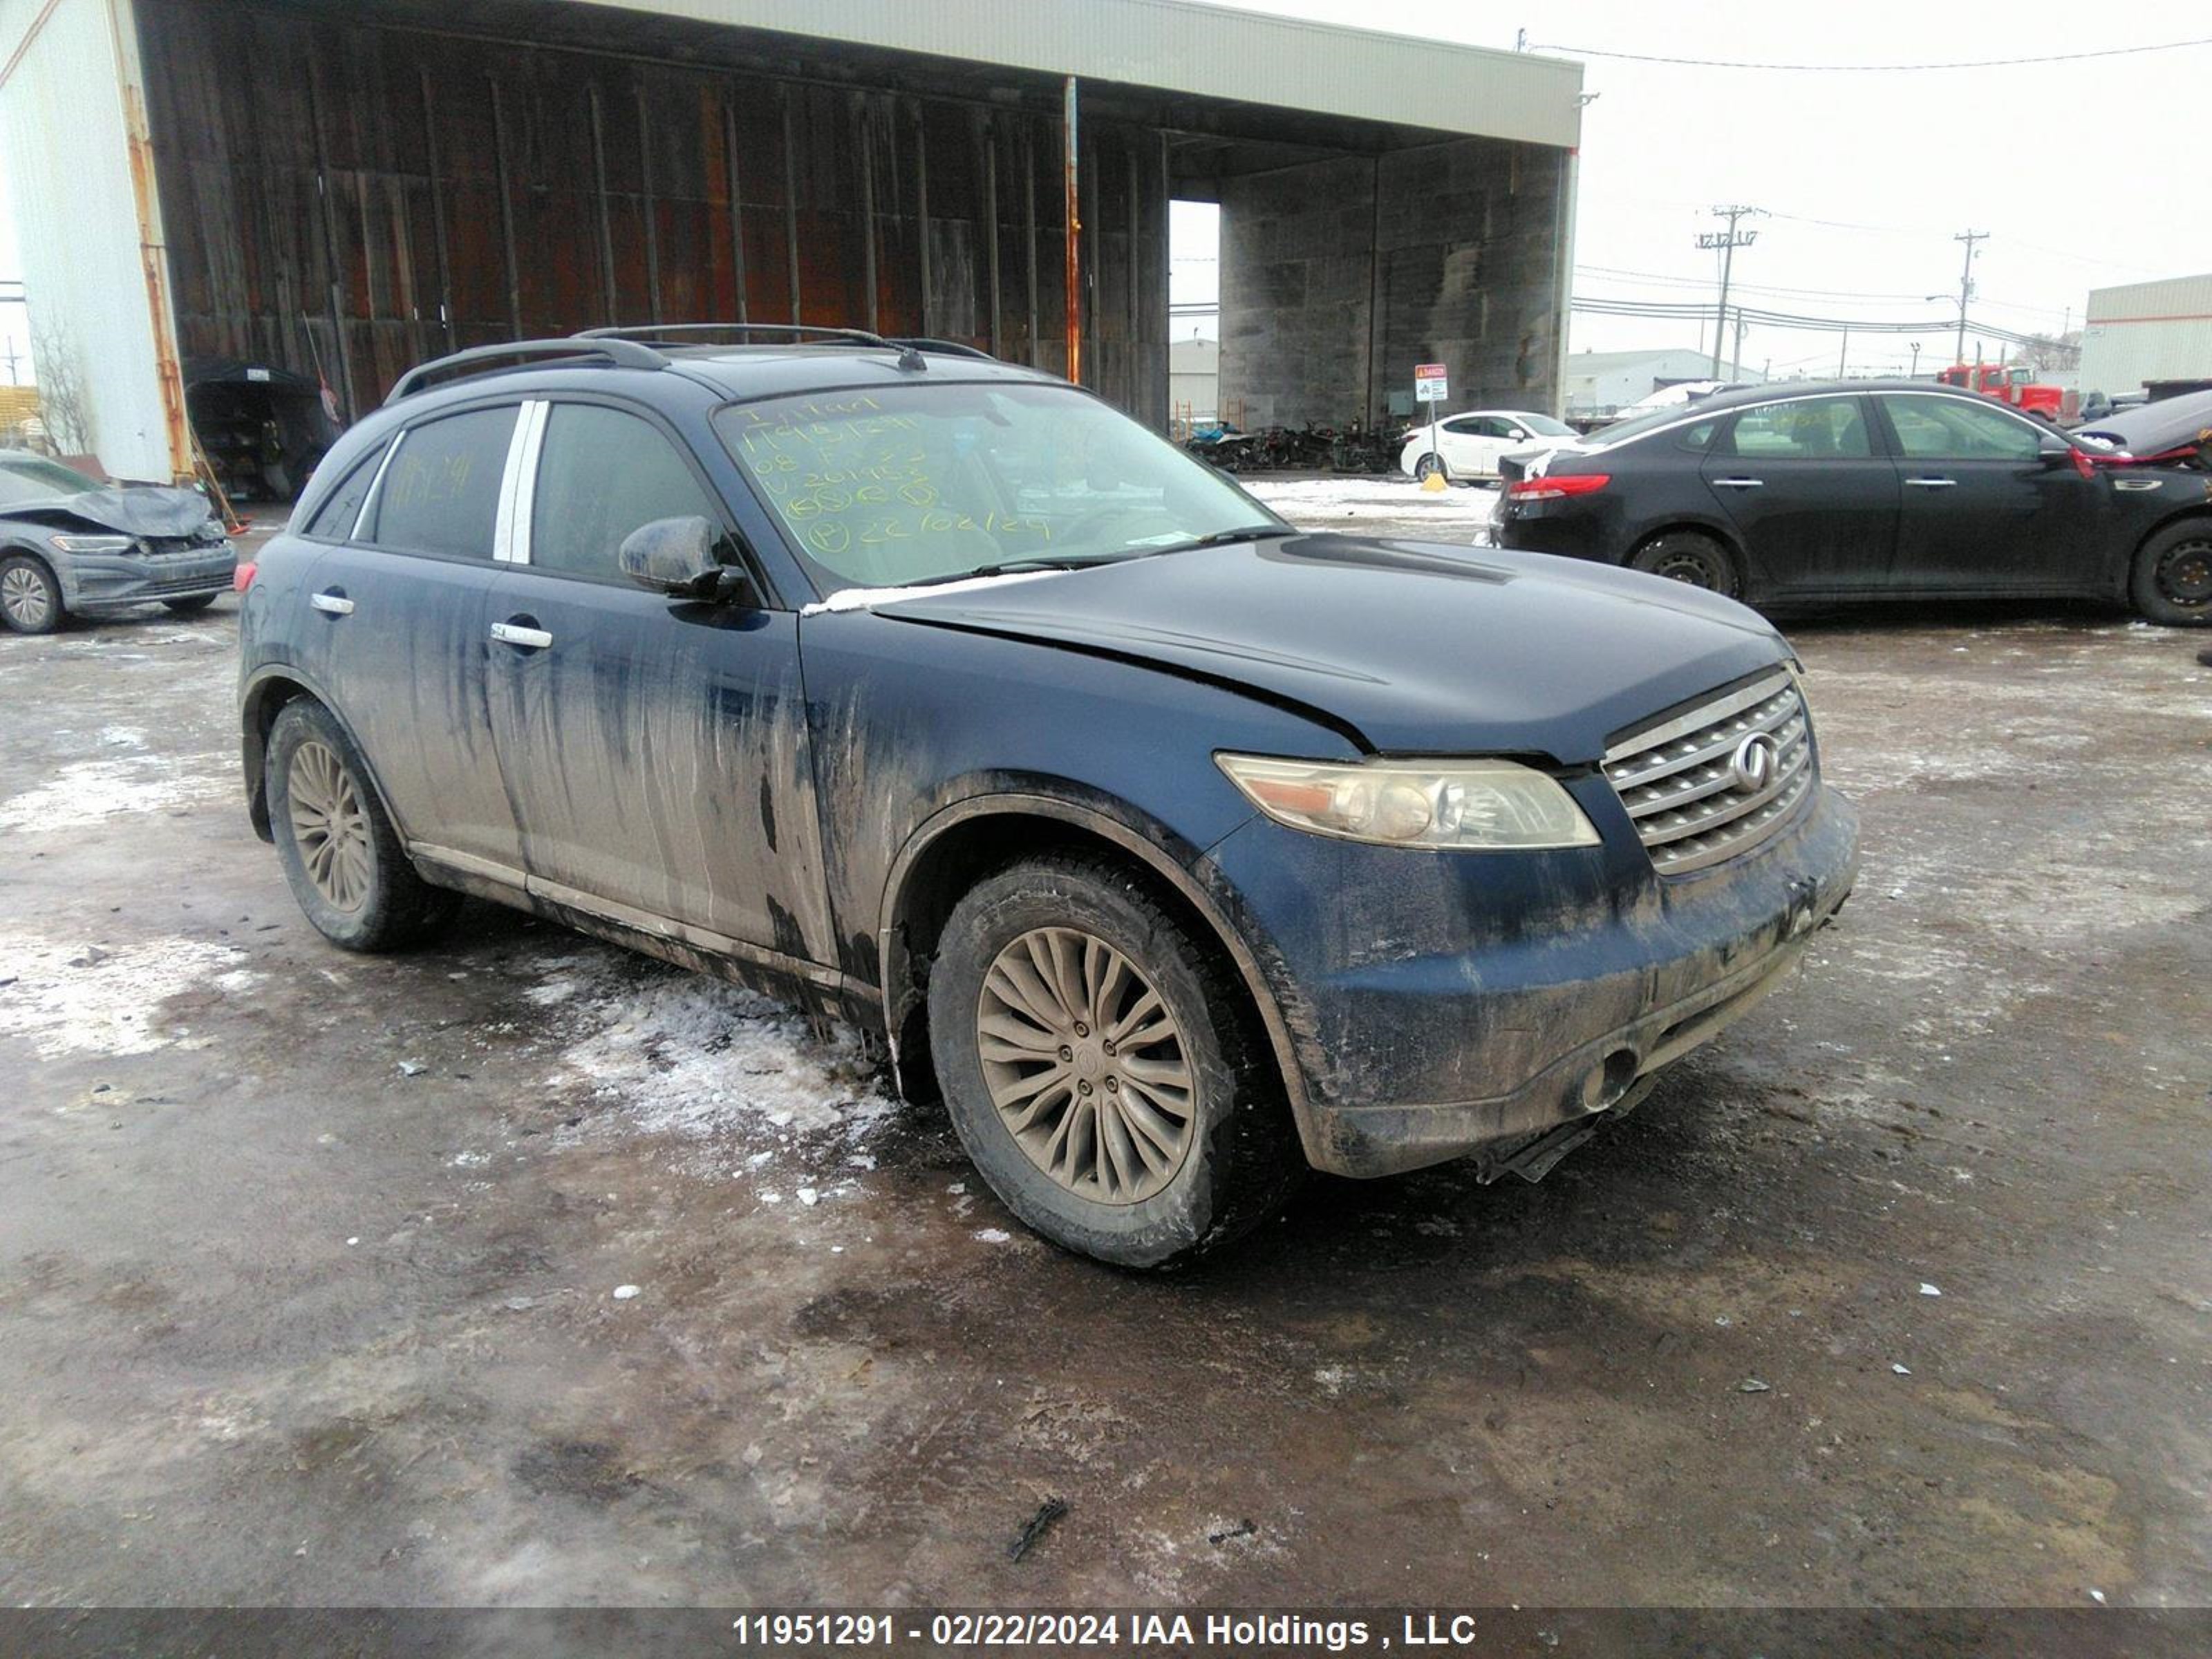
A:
563 0 1585 149
0 0 177 481
2080 273 2212 395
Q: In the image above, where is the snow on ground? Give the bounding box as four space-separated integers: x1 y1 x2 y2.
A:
534 951 898 1185
0 753 231 834
1244 476 1499 543
0 932 256 1060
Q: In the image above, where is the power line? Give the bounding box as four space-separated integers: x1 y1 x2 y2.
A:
1528 36 2212 71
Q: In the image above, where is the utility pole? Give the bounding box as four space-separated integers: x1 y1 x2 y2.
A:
1909 340 1922 377
1951 229 1987 369
1733 308 1749 380
1698 205 1765 377
1838 326 1849 379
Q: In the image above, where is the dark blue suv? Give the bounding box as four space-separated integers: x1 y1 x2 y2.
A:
238 327 1858 1266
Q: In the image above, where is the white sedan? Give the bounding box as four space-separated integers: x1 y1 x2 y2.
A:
1398 409 1578 482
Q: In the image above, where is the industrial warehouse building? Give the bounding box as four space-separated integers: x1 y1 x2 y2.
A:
2079 272 2212 402
0 0 1582 485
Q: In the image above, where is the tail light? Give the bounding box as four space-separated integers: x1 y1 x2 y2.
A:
1507 472 1610 502
232 561 258 592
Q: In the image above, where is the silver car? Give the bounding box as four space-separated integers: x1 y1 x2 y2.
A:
0 450 235 635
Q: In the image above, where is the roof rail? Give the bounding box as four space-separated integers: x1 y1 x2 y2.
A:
576 322 896 350
385 337 667 404
885 336 998 362
577 323 1004 370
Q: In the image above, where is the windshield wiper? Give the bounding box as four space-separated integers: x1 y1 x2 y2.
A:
899 556 1114 588
1141 524 1300 555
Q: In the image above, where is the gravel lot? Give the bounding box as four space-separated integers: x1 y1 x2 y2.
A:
2 492 2208 1613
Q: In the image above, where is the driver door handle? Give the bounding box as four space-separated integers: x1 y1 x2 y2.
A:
1712 477 1765 489
1905 476 1958 488
489 621 553 649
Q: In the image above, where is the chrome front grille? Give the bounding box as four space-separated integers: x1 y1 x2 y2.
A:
1604 667 1815 877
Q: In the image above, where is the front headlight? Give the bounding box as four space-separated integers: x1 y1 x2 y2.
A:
50 534 137 554
1216 753 1599 850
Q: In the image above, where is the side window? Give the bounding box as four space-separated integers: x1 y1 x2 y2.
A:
1441 415 1485 437
300 441 388 539
364 406 517 558
529 404 725 579
1470 417 1512 440
1676 418 1721 453
1725 397 1871 460
1886 397 2041 462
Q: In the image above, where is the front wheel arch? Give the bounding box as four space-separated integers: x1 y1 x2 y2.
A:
876 794 1316 1161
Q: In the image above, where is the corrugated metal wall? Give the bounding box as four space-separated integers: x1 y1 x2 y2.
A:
136 0 1168 423
2080 273 2212 397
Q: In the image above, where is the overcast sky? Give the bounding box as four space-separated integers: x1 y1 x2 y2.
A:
1181 0 2200 381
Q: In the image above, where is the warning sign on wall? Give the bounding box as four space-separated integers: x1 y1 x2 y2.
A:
1414 363 1449 403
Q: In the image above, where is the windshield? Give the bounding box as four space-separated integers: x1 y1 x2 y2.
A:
713 382 1284 590
0 454 95 506
1519 414 1576 438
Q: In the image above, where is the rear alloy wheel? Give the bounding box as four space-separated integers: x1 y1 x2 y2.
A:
2130 523 2212 626
1631 531 1741 599
0 554 63 635
928 853 1301 1268
266 698 460 951
1414 452 1450 483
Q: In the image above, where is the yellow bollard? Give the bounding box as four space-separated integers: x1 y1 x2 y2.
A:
1421 471 1447 494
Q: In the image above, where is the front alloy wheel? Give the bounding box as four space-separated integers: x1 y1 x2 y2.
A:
2131 524 2212 626
0 555 62 634
977 926 1197 1205
927 853 1301 1267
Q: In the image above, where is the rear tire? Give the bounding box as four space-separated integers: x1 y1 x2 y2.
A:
1630 530 1741 599
1413 452 1449 483
0 553 64 635
2130 523 2212 626
266 699 461 952
162 594 218 616
926 852 1302 1268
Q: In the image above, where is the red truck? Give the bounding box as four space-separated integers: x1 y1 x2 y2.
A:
1936 363 2064 421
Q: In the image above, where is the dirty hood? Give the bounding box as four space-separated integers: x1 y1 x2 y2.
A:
17 485 216 538
870 534 1789 762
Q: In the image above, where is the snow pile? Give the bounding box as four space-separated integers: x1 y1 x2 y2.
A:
0 932 254 1059
540 955 897 1172
1246 477 1499 541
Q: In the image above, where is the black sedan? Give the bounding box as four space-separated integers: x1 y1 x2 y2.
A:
1494 379 2211 626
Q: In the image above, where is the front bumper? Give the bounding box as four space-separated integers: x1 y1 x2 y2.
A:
1199 780 1859 1178
57 546 237 612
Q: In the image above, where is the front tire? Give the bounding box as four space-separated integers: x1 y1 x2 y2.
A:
2130 523 2212 626
0 553 64 634
266 699 460 951
1630 530 1741 599
927 853 1301 1268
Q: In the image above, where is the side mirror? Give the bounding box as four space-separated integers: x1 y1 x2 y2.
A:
619 516 753 603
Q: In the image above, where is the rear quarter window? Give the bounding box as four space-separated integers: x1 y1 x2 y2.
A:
299 441 389 539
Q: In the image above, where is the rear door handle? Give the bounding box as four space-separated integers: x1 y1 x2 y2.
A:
1712 477 1764 489
489 620 553 650
1904 477 1958 488
310 590 354 616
